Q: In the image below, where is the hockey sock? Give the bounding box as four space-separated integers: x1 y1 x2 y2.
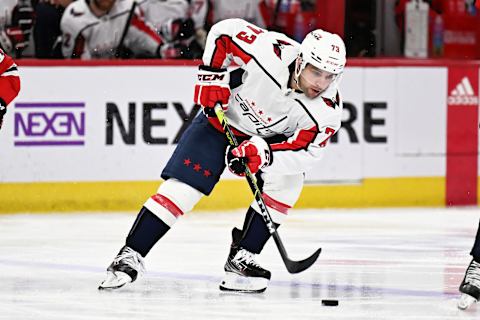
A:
470 220 480 263
239 207 279 254
125 206 170 257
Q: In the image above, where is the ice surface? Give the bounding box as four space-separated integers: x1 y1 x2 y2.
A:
0 207 479 319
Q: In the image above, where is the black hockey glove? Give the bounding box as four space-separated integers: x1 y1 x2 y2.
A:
226 145 247 176
0 99 7 131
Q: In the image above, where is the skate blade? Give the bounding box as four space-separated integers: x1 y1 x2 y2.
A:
458 293 477 310
98 271 132 290
219 271 268 293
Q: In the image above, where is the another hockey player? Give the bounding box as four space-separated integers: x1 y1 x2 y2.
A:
0 48 21 130
99 18 346 293
60 0 175 59
458 220 480 310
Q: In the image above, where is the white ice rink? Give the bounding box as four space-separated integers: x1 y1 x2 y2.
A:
1 207 479 319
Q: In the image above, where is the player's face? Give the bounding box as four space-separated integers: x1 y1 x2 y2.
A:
299 64 336 99
93 0 116 11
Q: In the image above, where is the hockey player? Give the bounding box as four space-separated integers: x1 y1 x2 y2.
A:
0 48 21 130
458 221 480 310
60 0 177 59
99 18 346 293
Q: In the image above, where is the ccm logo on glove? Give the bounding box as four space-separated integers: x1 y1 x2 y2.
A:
226 136 272 176
198 74 226 81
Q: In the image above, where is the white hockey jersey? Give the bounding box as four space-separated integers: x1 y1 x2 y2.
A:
60 0 162 59
203 19 344 175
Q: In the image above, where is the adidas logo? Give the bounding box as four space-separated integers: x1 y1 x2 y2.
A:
448 77 479 106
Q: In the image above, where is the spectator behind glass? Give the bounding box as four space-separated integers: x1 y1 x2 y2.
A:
34 0 75 58
60 0 175 59
139 0 204 59
0 0 35 58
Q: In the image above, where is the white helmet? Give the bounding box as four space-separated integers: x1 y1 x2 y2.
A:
296 29 346 77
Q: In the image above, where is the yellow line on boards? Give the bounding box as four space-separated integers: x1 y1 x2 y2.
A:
0 177 451 214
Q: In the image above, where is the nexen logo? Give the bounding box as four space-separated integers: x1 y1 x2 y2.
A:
14 102 86 146
448 77 479 106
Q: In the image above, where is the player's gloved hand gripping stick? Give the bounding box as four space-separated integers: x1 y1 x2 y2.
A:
214 104 321 273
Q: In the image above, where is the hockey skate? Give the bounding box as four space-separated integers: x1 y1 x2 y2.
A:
458 259 480 310
98 246 145 290
219 228 271 293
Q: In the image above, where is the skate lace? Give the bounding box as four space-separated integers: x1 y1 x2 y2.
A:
465 260 480 287
235 249 261 268
113 247 146 275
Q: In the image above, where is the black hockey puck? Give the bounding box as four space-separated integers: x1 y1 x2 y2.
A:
321 299 339 306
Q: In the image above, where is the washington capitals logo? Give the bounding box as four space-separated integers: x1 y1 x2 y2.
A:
273 39 292 59
322 91 341 109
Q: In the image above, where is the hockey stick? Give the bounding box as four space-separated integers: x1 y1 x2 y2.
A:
214 105 321 274
114 1 137 58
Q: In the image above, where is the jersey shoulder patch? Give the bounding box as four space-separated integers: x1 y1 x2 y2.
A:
322 91 341 109
272 39 294 60
61 1 96 34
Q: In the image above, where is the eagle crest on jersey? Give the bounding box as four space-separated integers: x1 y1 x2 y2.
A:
272 39 292 60
322 92 341 109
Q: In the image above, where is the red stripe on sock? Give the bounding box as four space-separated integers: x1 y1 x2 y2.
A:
262 193 290 215
151 194 184 217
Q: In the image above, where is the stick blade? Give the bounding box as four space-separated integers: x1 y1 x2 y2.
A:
284 248 322 274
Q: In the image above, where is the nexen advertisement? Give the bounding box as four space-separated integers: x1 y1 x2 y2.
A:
14 102 86 146
0 65 460 183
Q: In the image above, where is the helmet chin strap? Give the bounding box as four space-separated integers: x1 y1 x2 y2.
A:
293 56 306 91
294 56 304 83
